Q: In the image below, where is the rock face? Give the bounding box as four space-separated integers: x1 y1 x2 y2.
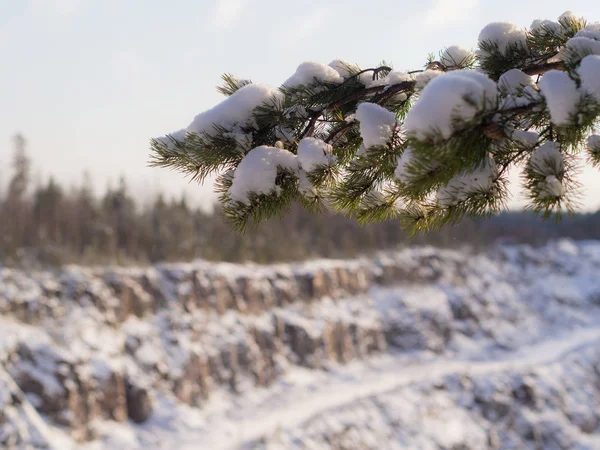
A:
0 239 600 448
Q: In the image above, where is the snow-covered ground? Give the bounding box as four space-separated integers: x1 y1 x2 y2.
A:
95 327 600 450
2 239 600 449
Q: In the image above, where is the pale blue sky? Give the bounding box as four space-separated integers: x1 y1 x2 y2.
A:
1 0 599 209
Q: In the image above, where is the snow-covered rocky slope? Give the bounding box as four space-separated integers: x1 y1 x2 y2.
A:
1 239 600 449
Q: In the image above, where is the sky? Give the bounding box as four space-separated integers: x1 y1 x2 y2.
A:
1 0 599 210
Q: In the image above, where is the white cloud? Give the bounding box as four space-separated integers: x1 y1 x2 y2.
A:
278 7 330 48
424 0 479 28
212 0 245 29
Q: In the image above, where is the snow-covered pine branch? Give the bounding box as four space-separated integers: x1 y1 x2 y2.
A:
149 11 600 234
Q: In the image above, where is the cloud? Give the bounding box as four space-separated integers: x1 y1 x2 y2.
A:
278 7 330 47
212 0 245 29
424 0 479 28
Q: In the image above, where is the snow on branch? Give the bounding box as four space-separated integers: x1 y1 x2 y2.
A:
150 11 600 234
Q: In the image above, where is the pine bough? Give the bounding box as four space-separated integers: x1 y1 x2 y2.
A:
150 12 600 234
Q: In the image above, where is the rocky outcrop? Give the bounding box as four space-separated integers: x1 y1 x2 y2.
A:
0 247 461 324
1 239 599 448
3 340 128 442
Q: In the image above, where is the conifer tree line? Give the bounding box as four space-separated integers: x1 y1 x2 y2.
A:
1 134 600 268
151 11 600 234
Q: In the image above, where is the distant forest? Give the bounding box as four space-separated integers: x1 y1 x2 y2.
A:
1 134 599 268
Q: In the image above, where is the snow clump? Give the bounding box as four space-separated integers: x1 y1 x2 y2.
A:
498 69 534 95
565 37 600 60
538 70 580 126
530 19 562 36
154 129 189 150
355 102 397 149
283 62 344 88
404 70 497 141
578 55 600 101
511 130 539 148
541 175 565 198
587 135 600 154
414 70 441 91
394 147 415 184
565 24 600 61
187 84 283 137
328 60 372 85
367 70 412 88
155 83 284 151
228 146 298 203
572 22 600 41
478 22 528 55
558 11 578 23
297 138 336 172
529 141 564 176
440 46 474 68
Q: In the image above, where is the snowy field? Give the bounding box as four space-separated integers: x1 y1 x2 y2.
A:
2 239 600 449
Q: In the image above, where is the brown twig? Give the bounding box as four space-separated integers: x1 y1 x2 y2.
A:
521 61 564 76
325 121 355 144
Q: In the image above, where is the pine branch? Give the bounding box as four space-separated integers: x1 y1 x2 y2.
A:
149 11 600 234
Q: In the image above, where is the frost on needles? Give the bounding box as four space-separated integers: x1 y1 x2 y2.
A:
150 11 600 233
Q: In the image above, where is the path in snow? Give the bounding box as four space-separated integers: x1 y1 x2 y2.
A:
171 325 600 449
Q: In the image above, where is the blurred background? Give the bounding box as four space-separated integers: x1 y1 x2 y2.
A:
1 0 600 270
2 2 600 450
